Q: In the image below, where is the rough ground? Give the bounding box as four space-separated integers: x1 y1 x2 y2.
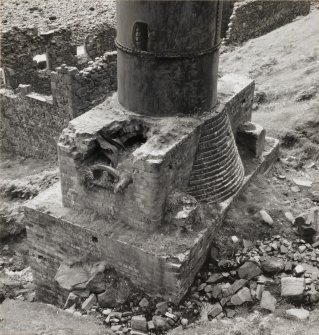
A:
0 4 319 335
214 5 319 260
1 0 116 43
0 154 58 240
0 299 111 335
220 7 319 140
171 310 319 335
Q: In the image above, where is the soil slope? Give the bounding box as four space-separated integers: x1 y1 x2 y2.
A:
220 7 319 138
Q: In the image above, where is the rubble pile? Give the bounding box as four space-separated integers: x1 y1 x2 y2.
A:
50 207 319 334
0 245 35 303
2 206 319 334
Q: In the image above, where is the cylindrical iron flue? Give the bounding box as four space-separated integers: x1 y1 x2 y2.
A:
116 0 222 116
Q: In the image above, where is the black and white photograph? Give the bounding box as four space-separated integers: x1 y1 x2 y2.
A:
0 0 318 334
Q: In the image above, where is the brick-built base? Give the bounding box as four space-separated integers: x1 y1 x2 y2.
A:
25 136 278 306
25 74 279 305
187 108 245 203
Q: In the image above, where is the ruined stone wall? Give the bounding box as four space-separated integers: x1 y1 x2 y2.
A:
0 54 117 159
224 78 255 135
0 27 76 94
84 23 116 59
225 0 311 45
221 1 236 38
73 52 117 116
0 88 59 158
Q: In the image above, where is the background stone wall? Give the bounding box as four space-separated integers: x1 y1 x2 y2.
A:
84 23 116 60
0 27 76 95
0 89 59 158
0 55 118 159
73 52 117 116
224 0 311 45
221 0 236 38
0 25 117 95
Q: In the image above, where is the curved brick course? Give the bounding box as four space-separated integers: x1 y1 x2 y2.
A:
188 109 244 203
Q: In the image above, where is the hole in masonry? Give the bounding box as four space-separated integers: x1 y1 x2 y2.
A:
92 236 98 242
0 67 6 85
33 53 49 70
123 133 147 148
76 45 87 56
93 169 103 180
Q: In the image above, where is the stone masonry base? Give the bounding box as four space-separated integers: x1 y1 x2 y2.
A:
25 137 279 306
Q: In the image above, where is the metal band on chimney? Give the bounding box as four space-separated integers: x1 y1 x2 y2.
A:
115 40 222 59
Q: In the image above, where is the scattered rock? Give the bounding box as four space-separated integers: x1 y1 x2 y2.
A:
281 277 305 299
243 239 253 249
224 279 248 296
148 320 155 331
72 288 90 298
181 318 188 327
102 308 112 316
226 309 236 318
293 178 313 188
231 236 239 243
55 262 90 291
98 287 123 308
300 263 319 280
81 293 97 311
256 284 264 300
285 262 293 272
285 212 294 223
294 264 305 276
291 186 300 193
261 257 285 274
207 302 223 318
131 315 147 332
156 301 169 315
139 297 149 308
152 315 169 330
295 208 319 242
260 291 276 312
237 261 261 280
286 308 310 320
260 210 274 226
64 292 80 309
206 273 223 284
298 245 306 253
230 287 252 305
86 271 106 294
308 286 319 303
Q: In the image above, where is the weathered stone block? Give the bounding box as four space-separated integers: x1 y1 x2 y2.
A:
131 315 147 332
281 277 305 299
237 261 261 280
237 122 266 157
